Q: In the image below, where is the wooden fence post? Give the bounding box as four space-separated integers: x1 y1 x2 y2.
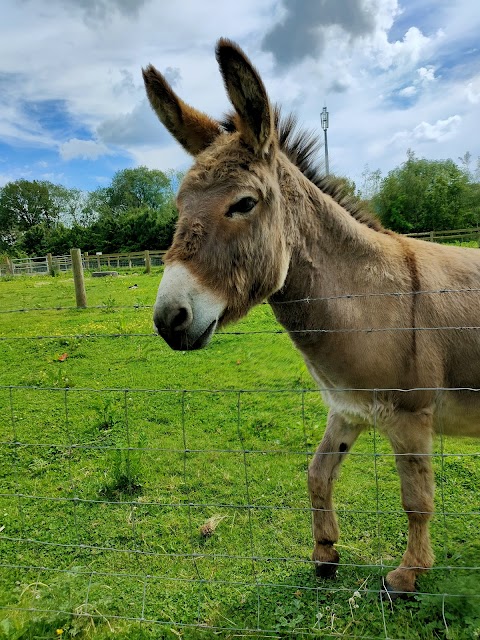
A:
47 253 53 274
71 248 87 308
6 257 14 275
144 250 151 274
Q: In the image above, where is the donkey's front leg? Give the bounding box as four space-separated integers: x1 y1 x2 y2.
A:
308 411 363 577
384 412 435 597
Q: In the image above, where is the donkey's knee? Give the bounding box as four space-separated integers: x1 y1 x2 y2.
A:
308 423 358 490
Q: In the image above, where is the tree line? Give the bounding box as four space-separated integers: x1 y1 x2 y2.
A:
1 152 479 259
0 167 181 258
358 150 480 233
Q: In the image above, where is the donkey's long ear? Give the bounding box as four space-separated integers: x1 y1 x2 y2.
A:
216 38 274 156
142 65 221 156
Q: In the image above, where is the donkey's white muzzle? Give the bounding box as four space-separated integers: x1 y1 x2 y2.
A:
153 264 225 350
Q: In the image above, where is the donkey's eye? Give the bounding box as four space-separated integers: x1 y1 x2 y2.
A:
226 197 257 217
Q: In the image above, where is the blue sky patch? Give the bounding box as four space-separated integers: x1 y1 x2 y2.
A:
21 99 77 139
0 139 132 191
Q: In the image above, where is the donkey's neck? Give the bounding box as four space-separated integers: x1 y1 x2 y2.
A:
269 161 388 344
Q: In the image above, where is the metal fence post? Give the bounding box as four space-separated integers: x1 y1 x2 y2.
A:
70 248 87 308
144 250 151 274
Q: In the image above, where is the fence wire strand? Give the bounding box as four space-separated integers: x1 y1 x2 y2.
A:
2 325 480 342
1 286 480 315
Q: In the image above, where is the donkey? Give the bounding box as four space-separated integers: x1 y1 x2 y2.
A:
143 39 480 598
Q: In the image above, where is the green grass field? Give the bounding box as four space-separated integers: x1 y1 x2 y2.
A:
0 270 479 640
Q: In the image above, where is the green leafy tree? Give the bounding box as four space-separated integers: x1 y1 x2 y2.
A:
117 204 178 252
374 151 473 233
0 180 60 250
462 182 480 228
19 223 50 255
82 187 111 224
358 165 382 200
105 166 173 213
93 167 179 252
48 184 90 227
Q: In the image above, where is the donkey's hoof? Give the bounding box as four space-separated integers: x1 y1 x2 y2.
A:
312 544 339 578
380 577 416 602
314 560 338 578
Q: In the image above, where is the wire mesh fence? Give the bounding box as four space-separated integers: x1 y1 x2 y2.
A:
0 285 479 638
0 383 479 638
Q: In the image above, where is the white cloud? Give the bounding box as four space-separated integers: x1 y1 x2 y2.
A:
0 99 56 148
40 171 66 183
97 98 169 146
391 115 462 145
128 144 191 174
395 65 436 100
466 76 480 103
417 66 436 83
368 26 441 71
0 173 15 187
413 115 462 141
0 168 34 187
398 85 417 97
59 138 112 161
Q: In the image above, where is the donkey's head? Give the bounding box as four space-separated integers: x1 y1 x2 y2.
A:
143 39 291 350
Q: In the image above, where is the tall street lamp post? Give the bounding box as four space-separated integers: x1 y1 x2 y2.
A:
321 106 329 176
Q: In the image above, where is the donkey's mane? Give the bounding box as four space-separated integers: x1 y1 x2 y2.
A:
221 107 385 233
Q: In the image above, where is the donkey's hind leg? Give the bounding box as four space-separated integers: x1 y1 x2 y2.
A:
383 411 435 598
308 411 363 577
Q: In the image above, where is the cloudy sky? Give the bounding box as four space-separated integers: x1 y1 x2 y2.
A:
1 0 479 192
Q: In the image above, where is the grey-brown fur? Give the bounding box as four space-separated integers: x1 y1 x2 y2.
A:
143 38 480 597
222 106 386 232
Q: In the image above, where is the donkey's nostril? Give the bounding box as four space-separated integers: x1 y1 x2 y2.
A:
172 307 187 328
153 313 166 335
171 306 191 331
153 299 195 344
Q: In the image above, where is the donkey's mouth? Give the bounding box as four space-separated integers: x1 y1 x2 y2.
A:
166 319 217 351
157 318 218 351
190 319 217 350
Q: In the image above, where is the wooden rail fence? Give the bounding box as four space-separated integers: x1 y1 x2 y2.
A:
405 228 480 242
0 250 166 277
1 228 479 277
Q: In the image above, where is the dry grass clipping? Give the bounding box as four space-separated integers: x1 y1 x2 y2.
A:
199 514 227 538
